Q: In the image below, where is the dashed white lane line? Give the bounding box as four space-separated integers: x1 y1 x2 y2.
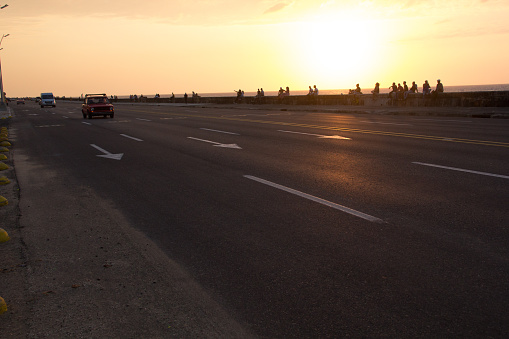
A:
120 134 143 142
107 120 130 123
35 124 64 128
200 128 240 135
244 175 384 223
413 162 509 180
136 118 151 122
82 122 92 125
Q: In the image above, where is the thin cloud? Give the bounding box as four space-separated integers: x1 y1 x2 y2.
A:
264 2 292 15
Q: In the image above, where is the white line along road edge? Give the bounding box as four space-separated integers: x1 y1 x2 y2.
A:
244 175 384 223
413 162 509 180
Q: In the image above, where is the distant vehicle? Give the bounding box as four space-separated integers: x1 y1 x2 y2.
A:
35 97 41 103
82 93 114 119
17 98 25 105
40 92 56 108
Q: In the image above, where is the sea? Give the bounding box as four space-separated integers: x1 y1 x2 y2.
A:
121 84 509 99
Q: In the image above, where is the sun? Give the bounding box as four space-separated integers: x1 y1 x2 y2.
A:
286 13 386 89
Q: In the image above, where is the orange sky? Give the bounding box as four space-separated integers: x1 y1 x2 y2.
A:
1 0 509 97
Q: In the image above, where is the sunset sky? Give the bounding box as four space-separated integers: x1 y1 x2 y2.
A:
1 0 508 97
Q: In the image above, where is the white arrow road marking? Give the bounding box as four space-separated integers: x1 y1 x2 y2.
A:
200 128 240 135
278 130 351 140
413 162 509 179
120 134 143 142
244 175 384 223
90 144 124 160
187 137 242 149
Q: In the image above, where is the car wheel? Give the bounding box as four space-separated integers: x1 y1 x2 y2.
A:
88 113 92 119
110 114 114 118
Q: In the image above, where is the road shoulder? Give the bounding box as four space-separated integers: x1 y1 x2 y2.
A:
1 130 252 337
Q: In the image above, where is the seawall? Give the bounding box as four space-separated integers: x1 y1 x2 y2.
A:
64 91 509 108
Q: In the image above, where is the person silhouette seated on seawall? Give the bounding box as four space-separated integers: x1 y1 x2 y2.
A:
397 83 404 100
310 85 319 104
389 82 397 100
422 80 431 98
254 88 265 104
371 82 380 97
431 79 444 99
234 89 243 104
404 81 418 100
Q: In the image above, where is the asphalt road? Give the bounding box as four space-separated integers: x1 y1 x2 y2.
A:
9 101 509 337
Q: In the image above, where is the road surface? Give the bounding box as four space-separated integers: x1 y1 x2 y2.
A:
5 101 509 337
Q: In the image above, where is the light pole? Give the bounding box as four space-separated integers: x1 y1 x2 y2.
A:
0 4 8 110
0 33 8 110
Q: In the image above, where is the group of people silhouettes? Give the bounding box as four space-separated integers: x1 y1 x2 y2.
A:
306 85 319 96
278 87 290 99
376 79 444 100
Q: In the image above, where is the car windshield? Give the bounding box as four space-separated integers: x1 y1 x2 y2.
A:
87 97 109 104
42 94 53 99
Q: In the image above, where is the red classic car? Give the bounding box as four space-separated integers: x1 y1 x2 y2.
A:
82 93 114 119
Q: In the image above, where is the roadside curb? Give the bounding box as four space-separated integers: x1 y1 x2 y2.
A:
0 122 13 318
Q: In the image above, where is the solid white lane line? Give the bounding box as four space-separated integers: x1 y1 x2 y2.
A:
413 162 509 180
200 128 240 135
244 175 384 223
120 134 143 142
